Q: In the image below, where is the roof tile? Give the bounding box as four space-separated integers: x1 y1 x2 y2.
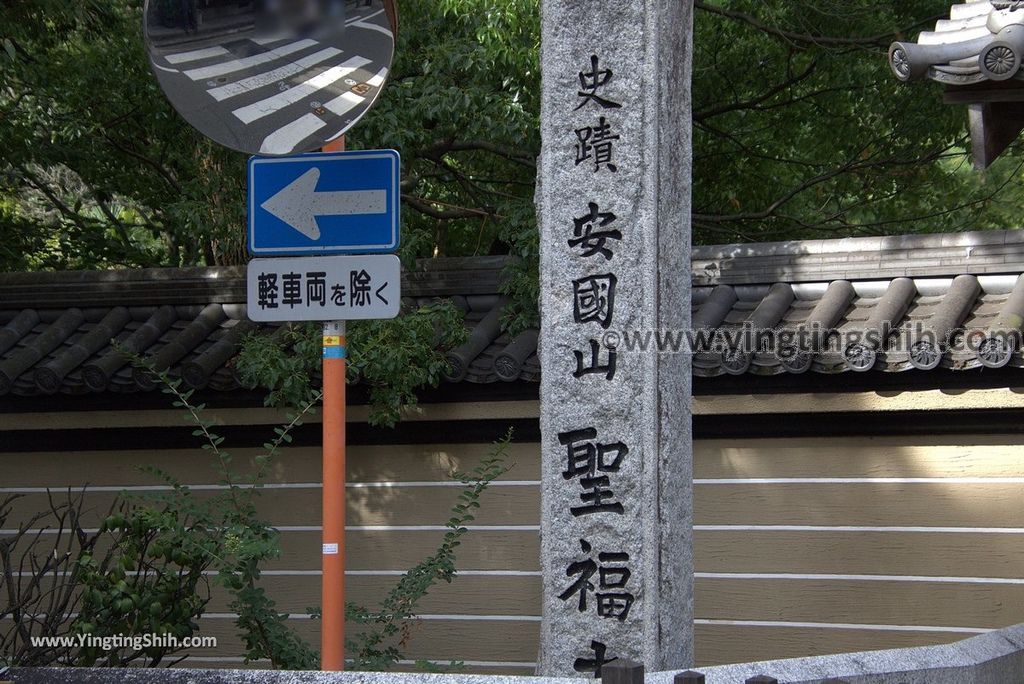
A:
4 232 1024 395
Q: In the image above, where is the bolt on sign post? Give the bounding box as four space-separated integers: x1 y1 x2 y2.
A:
142 0 400 670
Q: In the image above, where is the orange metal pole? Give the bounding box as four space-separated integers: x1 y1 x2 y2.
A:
322 138 346 153
321 319 346 670
321 135 345 671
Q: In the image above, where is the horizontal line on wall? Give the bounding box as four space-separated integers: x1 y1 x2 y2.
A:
0 528 101 535
694 618 990 634
0 524 541 535
0 480 542 494
8 389 1024 428
12 524 1024 535
199 613 541 622
30 654 535 669
213 569 543 577
0 417 542 451
0 483 313 493
696 572 1024 584
5 569 541 578
348 480 542 488
341 525 541 532
694 388 1024 415
6 477 1024 494
4 614 990 635
346 569 543 577
694 477 1024 485
397 659 538 668
203 613 310 620
15 477 1024 495
254 525 541 533
418 614 541 622
7 570 1015 583
182 657 271 663
0 400 542 431
694 525 1024 533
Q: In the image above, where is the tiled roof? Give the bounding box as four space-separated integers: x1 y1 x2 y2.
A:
691 273 1024 376
889 2 1024 85
0 258 534 397
3 231 1024 397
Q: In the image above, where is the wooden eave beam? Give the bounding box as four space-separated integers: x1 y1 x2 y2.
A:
943 83 1024 169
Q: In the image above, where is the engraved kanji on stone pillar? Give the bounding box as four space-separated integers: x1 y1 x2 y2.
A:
537 0 695 676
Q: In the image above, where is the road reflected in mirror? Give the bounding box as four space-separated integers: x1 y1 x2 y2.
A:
144 0 395 155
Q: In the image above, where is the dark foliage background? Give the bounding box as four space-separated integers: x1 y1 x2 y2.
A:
2 0 1020 336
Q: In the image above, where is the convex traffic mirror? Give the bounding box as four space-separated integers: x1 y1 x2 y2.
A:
144 0 396 155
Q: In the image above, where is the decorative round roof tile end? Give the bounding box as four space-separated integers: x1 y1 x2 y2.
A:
181 364 209 390
494 354 520 382
889 45 913 82
81 365 109 392
443 354 467 383
977 335 1016 369
778 347 813 374
909 341 943 371
844 344 876 372
980 41 1022 81
33 367 62 395
721 348 751 375
132 366 158 392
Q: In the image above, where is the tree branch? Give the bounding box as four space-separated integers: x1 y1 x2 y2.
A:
695 58 819 121
693 138 962 225
101 133 183 194
17 166 96 234
694 2 944 48
419 139 536 167
402 194 502 220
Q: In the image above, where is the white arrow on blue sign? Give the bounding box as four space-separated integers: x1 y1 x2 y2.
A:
248 149 400 256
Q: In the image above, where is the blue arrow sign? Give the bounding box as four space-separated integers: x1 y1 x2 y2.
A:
248 149 400 256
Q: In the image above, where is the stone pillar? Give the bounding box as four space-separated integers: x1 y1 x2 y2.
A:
537 0 694 677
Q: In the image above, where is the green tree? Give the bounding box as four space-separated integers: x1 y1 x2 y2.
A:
4 0 1023 370
0 1 245 269
0 0 540 273
4 0 1022 272
689 0 1024 243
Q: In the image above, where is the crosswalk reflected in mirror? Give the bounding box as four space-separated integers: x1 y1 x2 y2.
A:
144 0 395 155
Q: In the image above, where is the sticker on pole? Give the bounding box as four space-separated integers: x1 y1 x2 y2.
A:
247 254 400 322
248 150 400 256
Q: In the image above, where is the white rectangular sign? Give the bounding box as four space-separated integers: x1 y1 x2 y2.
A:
246 254 401 322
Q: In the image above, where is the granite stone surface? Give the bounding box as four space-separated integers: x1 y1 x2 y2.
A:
12 623 1024 684
537 0 694 676
650 622 1024 683
12 622 1024 679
